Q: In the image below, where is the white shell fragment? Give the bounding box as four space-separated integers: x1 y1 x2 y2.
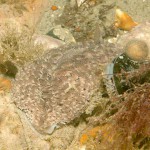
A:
33 34 65 51
76 0 86 7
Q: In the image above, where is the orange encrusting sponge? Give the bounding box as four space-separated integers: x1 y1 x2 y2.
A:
80 126 101 145
0 77 11 93
79 124 116 146
115 8 138 31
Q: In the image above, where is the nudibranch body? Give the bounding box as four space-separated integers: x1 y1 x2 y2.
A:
12 41 122 134
12 22 150 135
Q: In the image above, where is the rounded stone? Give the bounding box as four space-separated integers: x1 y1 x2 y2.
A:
125 40 149 61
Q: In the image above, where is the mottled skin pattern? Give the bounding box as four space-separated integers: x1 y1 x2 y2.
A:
12 40 122 134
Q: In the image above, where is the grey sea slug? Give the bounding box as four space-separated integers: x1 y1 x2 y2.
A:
12 22 150 134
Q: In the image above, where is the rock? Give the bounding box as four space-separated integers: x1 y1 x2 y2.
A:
47 25 76 44
33 34 65 51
